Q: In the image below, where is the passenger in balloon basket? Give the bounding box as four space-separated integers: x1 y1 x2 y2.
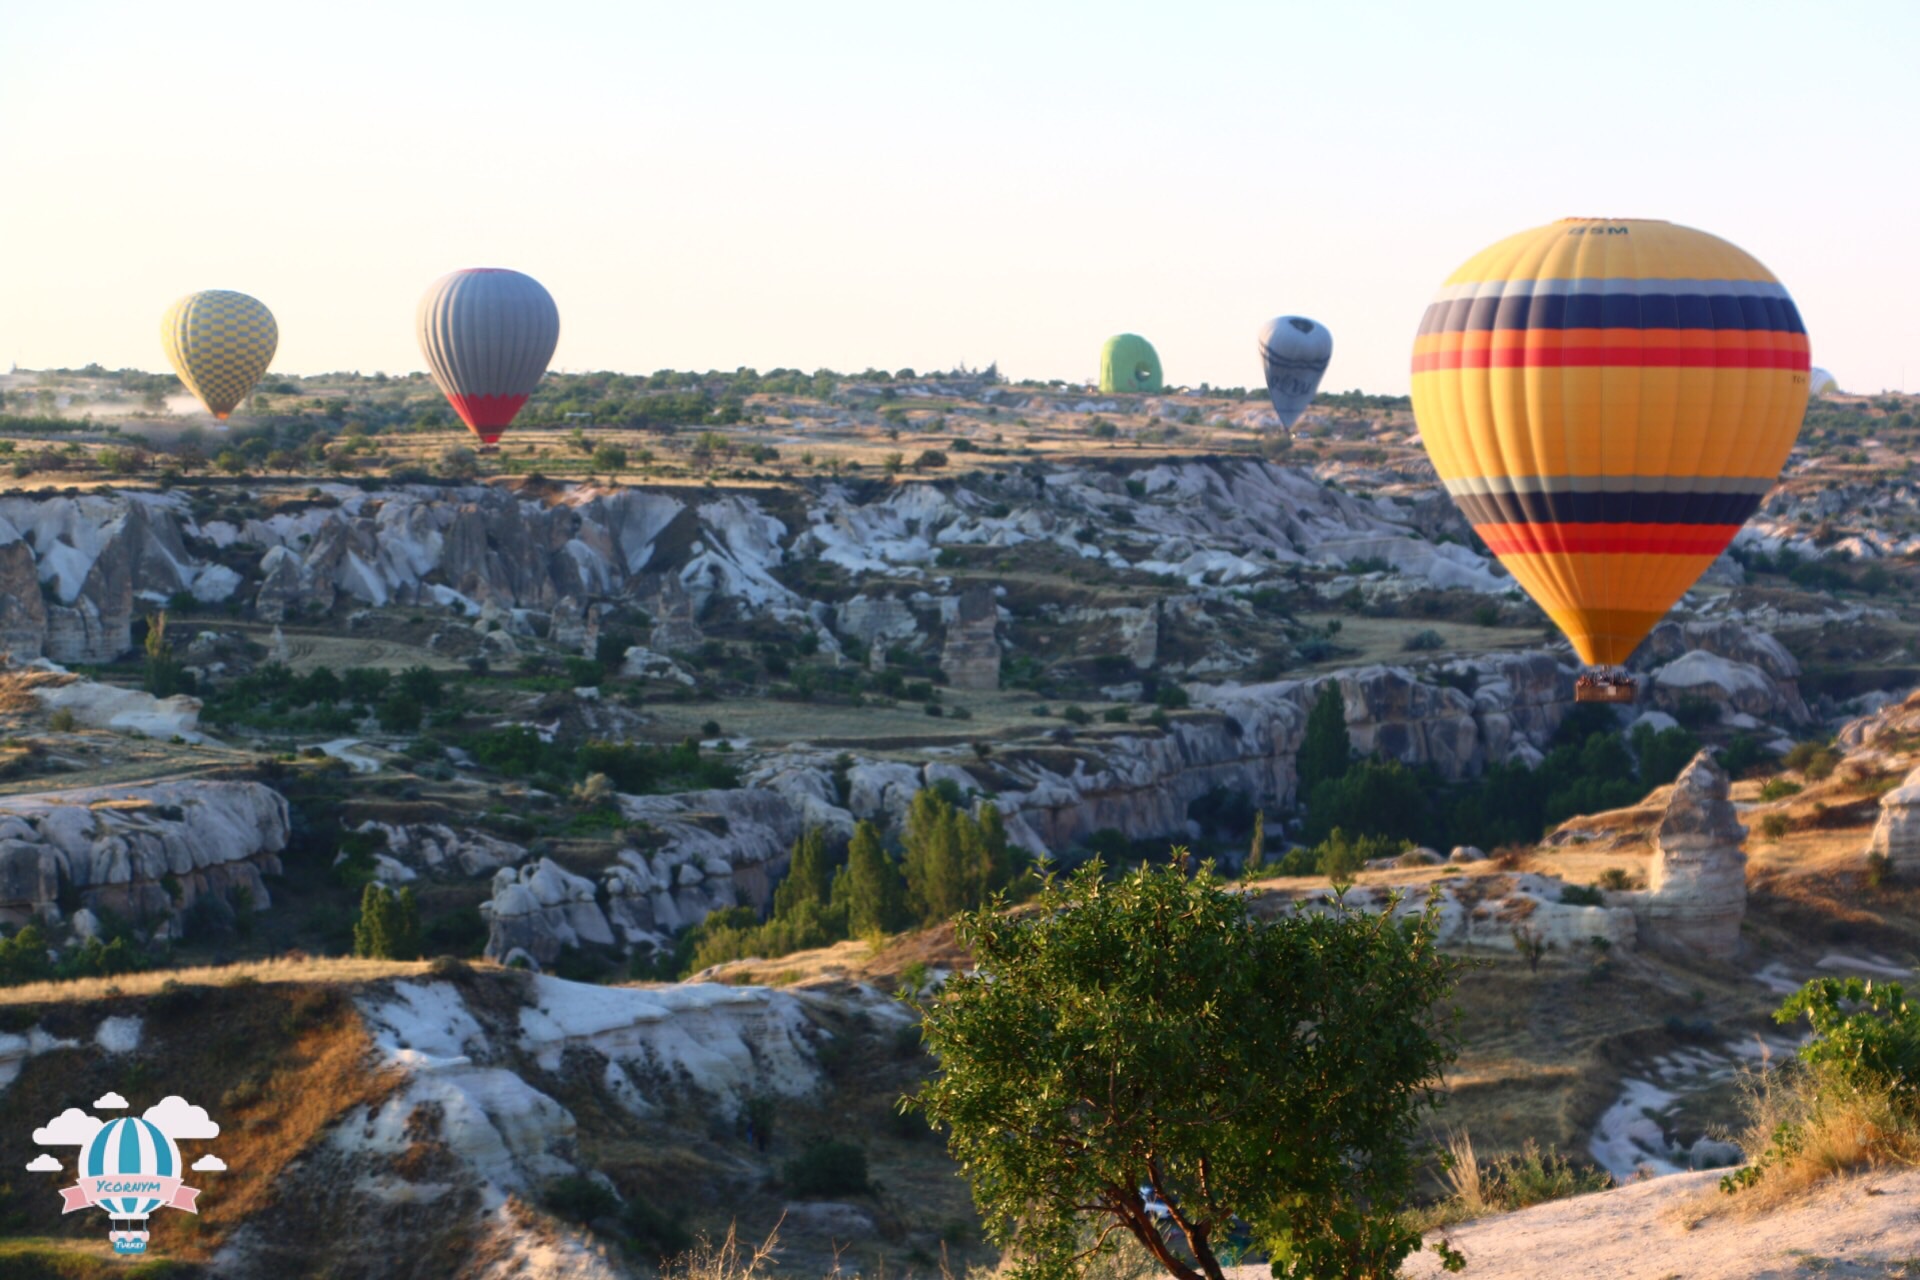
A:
1574 670 1637 704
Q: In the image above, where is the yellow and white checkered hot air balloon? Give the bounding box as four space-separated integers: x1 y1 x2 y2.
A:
1410 219 1809 702
160 290 278 420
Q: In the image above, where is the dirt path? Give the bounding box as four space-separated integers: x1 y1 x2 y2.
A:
1369 1168 1920 1279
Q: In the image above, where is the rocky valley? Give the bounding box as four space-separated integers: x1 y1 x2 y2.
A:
1 370 1918 1276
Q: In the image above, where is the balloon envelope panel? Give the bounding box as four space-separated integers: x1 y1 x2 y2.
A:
1098 333 1162 393
84 1117 180 1221
417 268 560 444
160 291 277 419
1257 315 1332 428
1409 218 1809 667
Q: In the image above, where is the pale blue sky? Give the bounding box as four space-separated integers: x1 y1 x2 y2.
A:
2 0 1914 393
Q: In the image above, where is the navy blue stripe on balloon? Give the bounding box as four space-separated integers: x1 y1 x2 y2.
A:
1452 490 1763 527
1418 294 1805 335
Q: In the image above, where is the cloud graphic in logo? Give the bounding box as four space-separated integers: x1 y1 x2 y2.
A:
33 1108 104 1146
191 1154 227 1172
143 1095 219 1140
93 1092 129 1110
25 1154 62 1173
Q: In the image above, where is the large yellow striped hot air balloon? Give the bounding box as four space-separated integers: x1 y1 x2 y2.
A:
160 290 278 420
1410 219 1809 700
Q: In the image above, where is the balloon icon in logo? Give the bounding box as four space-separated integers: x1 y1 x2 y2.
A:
66 1116 199 1254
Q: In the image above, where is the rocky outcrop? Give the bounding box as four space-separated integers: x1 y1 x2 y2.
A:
1867 762 1920 879
476 787 806 963
1635 619 1810 727
0 537 48 659
351 821 526 878
29 677 203 739
1636 751 1747 959
482 858 616 965
1279 872 1638 955
0 781 286 936
939 584 1000 691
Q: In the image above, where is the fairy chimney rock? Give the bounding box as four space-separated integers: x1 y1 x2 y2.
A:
1867 763 1920 879
940 586 1001 692
1642 749 1747 959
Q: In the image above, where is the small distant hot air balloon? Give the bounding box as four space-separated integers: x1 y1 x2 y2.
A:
160 291 277 420
83 1117 180 1253
1410 218 1809 701
1809 367 1840 397
1256 316 1332 429
1099 334 1162 393
417 268 560 446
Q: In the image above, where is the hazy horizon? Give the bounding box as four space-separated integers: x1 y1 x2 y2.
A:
4 0 1916 393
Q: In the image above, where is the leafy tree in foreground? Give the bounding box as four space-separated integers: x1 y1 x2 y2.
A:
906 861 1462 1280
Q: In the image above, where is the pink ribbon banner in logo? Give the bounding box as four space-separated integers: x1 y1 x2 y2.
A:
59 1176 200 1214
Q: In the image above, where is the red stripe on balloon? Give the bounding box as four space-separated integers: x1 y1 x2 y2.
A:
1476 522 1741 557
446 392 529 433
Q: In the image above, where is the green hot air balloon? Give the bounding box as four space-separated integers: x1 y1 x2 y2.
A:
1099 334 1162 393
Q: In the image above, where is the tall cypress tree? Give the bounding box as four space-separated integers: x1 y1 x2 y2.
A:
1298 682 1352 794
774 827 833 921
833 820 907 936
1246 809 1266 878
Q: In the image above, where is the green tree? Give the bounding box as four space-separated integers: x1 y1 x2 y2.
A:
903 788 970 922
901 789 1007 924
773 827 834 921
831 820 907 935
353 883 421 960
1297 682 1351 794
1305 759 1429 846
437 445 479 479
1245 809 1266 878
591 443 629 473
906 862 1461 1280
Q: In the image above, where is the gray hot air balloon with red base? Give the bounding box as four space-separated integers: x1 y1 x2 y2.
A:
417 268 560 447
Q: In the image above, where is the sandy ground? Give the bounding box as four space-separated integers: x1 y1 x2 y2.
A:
1370 1168 1920 1279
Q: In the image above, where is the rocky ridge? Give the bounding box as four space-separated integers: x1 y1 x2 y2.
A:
0 780 286 937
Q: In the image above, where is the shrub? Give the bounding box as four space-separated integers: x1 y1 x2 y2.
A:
1101 706 1130 724
1760 778 1803 802
1403 628 1445 652
1061 704 1091 726
1595 867 1633 892
1431 1132 1612 1226
544 1174 619 1224
1760 813 1791 841
782 1140 870 1197
1722 975 1920 1204
1784 741 1841 780
1559 884 1605 907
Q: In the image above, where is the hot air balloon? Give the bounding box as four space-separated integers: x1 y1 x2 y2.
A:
417 268 559 447
1257 316 1332 429
1809 366 1840 397
1410 218 1809 702
83 1116 180 1253
160 291 277 420
1099 334 1162 393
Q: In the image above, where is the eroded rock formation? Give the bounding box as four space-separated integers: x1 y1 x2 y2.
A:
1868 762 1920 879
0 781 287 936
1637 751 1748 959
